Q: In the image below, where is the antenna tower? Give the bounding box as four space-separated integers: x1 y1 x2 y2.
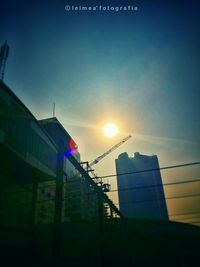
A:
0 41 10 81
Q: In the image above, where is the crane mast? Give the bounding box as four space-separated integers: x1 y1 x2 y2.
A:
90 134 132 167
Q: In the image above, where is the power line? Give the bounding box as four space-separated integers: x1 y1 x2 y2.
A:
113 193 200 206
170 211 200 217
96 161 200 180
1 178 200 198
2 162 199 203
3 192 200 206
30 161 200 186
2 195 200 225
177 220 200 224
62 178 200 199
107 178 200 194
170 216 200 221
63 178 200 203
178 217 200 222
2 197 200 220
1 161 199 224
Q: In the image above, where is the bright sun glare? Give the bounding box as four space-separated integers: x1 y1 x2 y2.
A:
102 123 119 138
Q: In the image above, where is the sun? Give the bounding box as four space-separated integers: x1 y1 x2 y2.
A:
102 123 119 138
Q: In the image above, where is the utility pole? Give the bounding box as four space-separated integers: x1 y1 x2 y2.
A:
52 141 64 267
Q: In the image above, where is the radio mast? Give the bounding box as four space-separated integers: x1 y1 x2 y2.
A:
0 41 10 81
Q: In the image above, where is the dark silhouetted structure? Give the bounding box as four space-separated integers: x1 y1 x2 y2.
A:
0 80 121 229
116 152 168 220
0 81 199 267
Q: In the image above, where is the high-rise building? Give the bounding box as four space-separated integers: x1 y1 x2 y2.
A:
116 152 168 220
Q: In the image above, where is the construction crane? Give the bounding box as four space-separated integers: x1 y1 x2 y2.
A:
88 134 132 192
70 135 132 193
90 134 132 167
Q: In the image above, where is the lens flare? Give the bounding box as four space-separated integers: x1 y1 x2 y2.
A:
102 123 119 138
65 138 78 157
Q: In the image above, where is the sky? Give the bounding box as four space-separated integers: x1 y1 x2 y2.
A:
1 0 200 223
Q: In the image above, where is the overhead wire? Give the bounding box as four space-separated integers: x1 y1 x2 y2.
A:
107 178 200 194
29 161 200 185
1 162 200 225
112 193 200 206
96 161 200 180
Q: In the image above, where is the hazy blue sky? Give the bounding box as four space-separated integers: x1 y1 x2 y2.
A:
1 0 200 219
